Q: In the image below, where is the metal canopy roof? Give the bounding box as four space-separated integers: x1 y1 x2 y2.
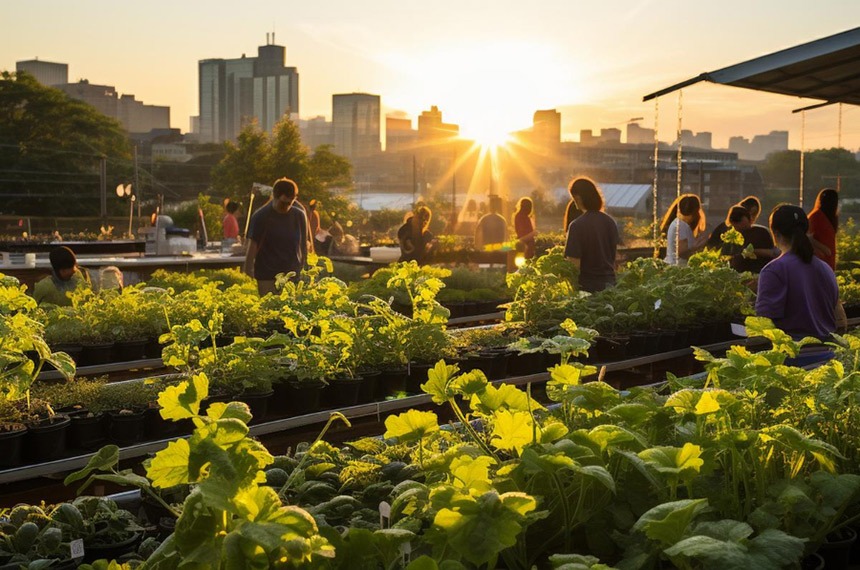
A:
643 27 860 107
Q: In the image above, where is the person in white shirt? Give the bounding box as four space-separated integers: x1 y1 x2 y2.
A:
661 194 708 265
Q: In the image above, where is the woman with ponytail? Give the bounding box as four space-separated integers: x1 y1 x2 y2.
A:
660 194 708 265
756 204 841 341
808 188 839 270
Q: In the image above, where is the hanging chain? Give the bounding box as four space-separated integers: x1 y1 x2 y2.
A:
675 90 683 261
799 110 805 208
652 98 660 258
837 103 843 192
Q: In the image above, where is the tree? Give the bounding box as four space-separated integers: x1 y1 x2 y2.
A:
0 71 133 216
759 149 860 203
210 116 353 216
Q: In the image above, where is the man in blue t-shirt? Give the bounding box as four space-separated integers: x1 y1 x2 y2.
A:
244 178 309 295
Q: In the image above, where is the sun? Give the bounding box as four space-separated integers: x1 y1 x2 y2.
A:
461 121 512 150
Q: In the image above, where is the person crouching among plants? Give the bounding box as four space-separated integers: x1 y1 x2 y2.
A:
32 246 91 307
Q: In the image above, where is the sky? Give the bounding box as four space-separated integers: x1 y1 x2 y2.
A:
2 0 860 151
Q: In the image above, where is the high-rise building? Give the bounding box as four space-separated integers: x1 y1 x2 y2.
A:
332 93 381 159
56 80 170 134
626 122 655 145
532 109 561 148
417 106 459 140
198 35 299 143
385 115 417 153
728 130 789 160
299 116 333 150
16 59 68 86
678 129 713 149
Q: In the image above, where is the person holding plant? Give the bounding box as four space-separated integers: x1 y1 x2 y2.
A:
32 246 91 306
563 177 619 292
512 197 537 259
756 204 842 343
723 206 775 274
244 178 309 295
807 188 839 270
707 195 763 248
661 194 708 266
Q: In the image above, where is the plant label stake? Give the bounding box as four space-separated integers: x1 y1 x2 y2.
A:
70 539 85 560
379 501 391 528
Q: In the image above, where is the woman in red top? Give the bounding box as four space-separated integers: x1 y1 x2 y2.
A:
808 188 838 270
513 197 537 259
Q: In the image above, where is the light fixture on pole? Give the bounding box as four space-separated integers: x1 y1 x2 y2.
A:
116 183 136 238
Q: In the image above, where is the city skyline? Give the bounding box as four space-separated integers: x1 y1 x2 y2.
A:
2 1 860 151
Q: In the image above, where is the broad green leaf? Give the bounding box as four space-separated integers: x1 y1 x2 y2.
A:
384 410 440 443
450 369 488 397
449 455 494 494
474 383 540 413
632 499 709 546
421 360 458 404
63 445 119 486
207 401 253 424
45 350 76 381
638 443 705 480
159 374 209 421
694 391 721 415
431 491 536 566
490 409 535 454
148 438 191 488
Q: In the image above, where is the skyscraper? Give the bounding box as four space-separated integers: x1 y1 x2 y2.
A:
16 59 68 86
332 93 381 159
198 35 299 143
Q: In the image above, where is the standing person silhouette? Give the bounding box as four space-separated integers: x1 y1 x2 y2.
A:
661 194 708 266
512 197 537 259
807 188 839 270
244 178 309 295
563 178 619 292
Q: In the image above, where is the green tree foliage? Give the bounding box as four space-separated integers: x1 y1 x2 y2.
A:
0 71 133 216
759 149 860 202
211 117 353 216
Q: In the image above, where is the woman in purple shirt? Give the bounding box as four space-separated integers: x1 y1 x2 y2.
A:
756 204 840 342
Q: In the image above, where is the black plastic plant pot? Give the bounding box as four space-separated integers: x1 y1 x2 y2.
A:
83 532 142 564
108 410 146 445
506 351 545 377
0 423 28 469
377 367 409 399
356 371 380 404
801 552 825 570
114 339 148 362
144 337 163 359
79 342 115 367
241 390 274 425
69 412 106 451
642 332 661 355
479 349 510 380
818 526 857 570
476 300 500 314
406 362 433 394
285 382 323 416
144 407 181 440
322 376 363 410
269 381 293 418
24 415 71 462
626 334 648 358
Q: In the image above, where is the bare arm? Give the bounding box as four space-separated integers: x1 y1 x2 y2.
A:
809 234 832 257
244 239 258 277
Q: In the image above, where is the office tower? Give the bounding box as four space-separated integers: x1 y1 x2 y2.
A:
417 106 459 140
532 109 561 148
627 122 655 145
16 59 68 86
332 93 381 159
198 35 299 143
386 115 417 153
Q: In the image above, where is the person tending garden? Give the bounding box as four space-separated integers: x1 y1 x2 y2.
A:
243 178 309 295
563 177 619 292
32 246 91 306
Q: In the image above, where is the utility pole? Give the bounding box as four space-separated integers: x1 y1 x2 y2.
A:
99 156 107 222
134 145 141 226
412 155 417 208
451 149 457 233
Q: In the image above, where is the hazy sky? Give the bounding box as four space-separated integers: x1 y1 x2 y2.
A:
3 0 859 150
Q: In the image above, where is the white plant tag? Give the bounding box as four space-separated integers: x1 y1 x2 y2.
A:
379 501 391 528
730 323 748 337
654 299 662 310
70 539 85 560
400 541 412 564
